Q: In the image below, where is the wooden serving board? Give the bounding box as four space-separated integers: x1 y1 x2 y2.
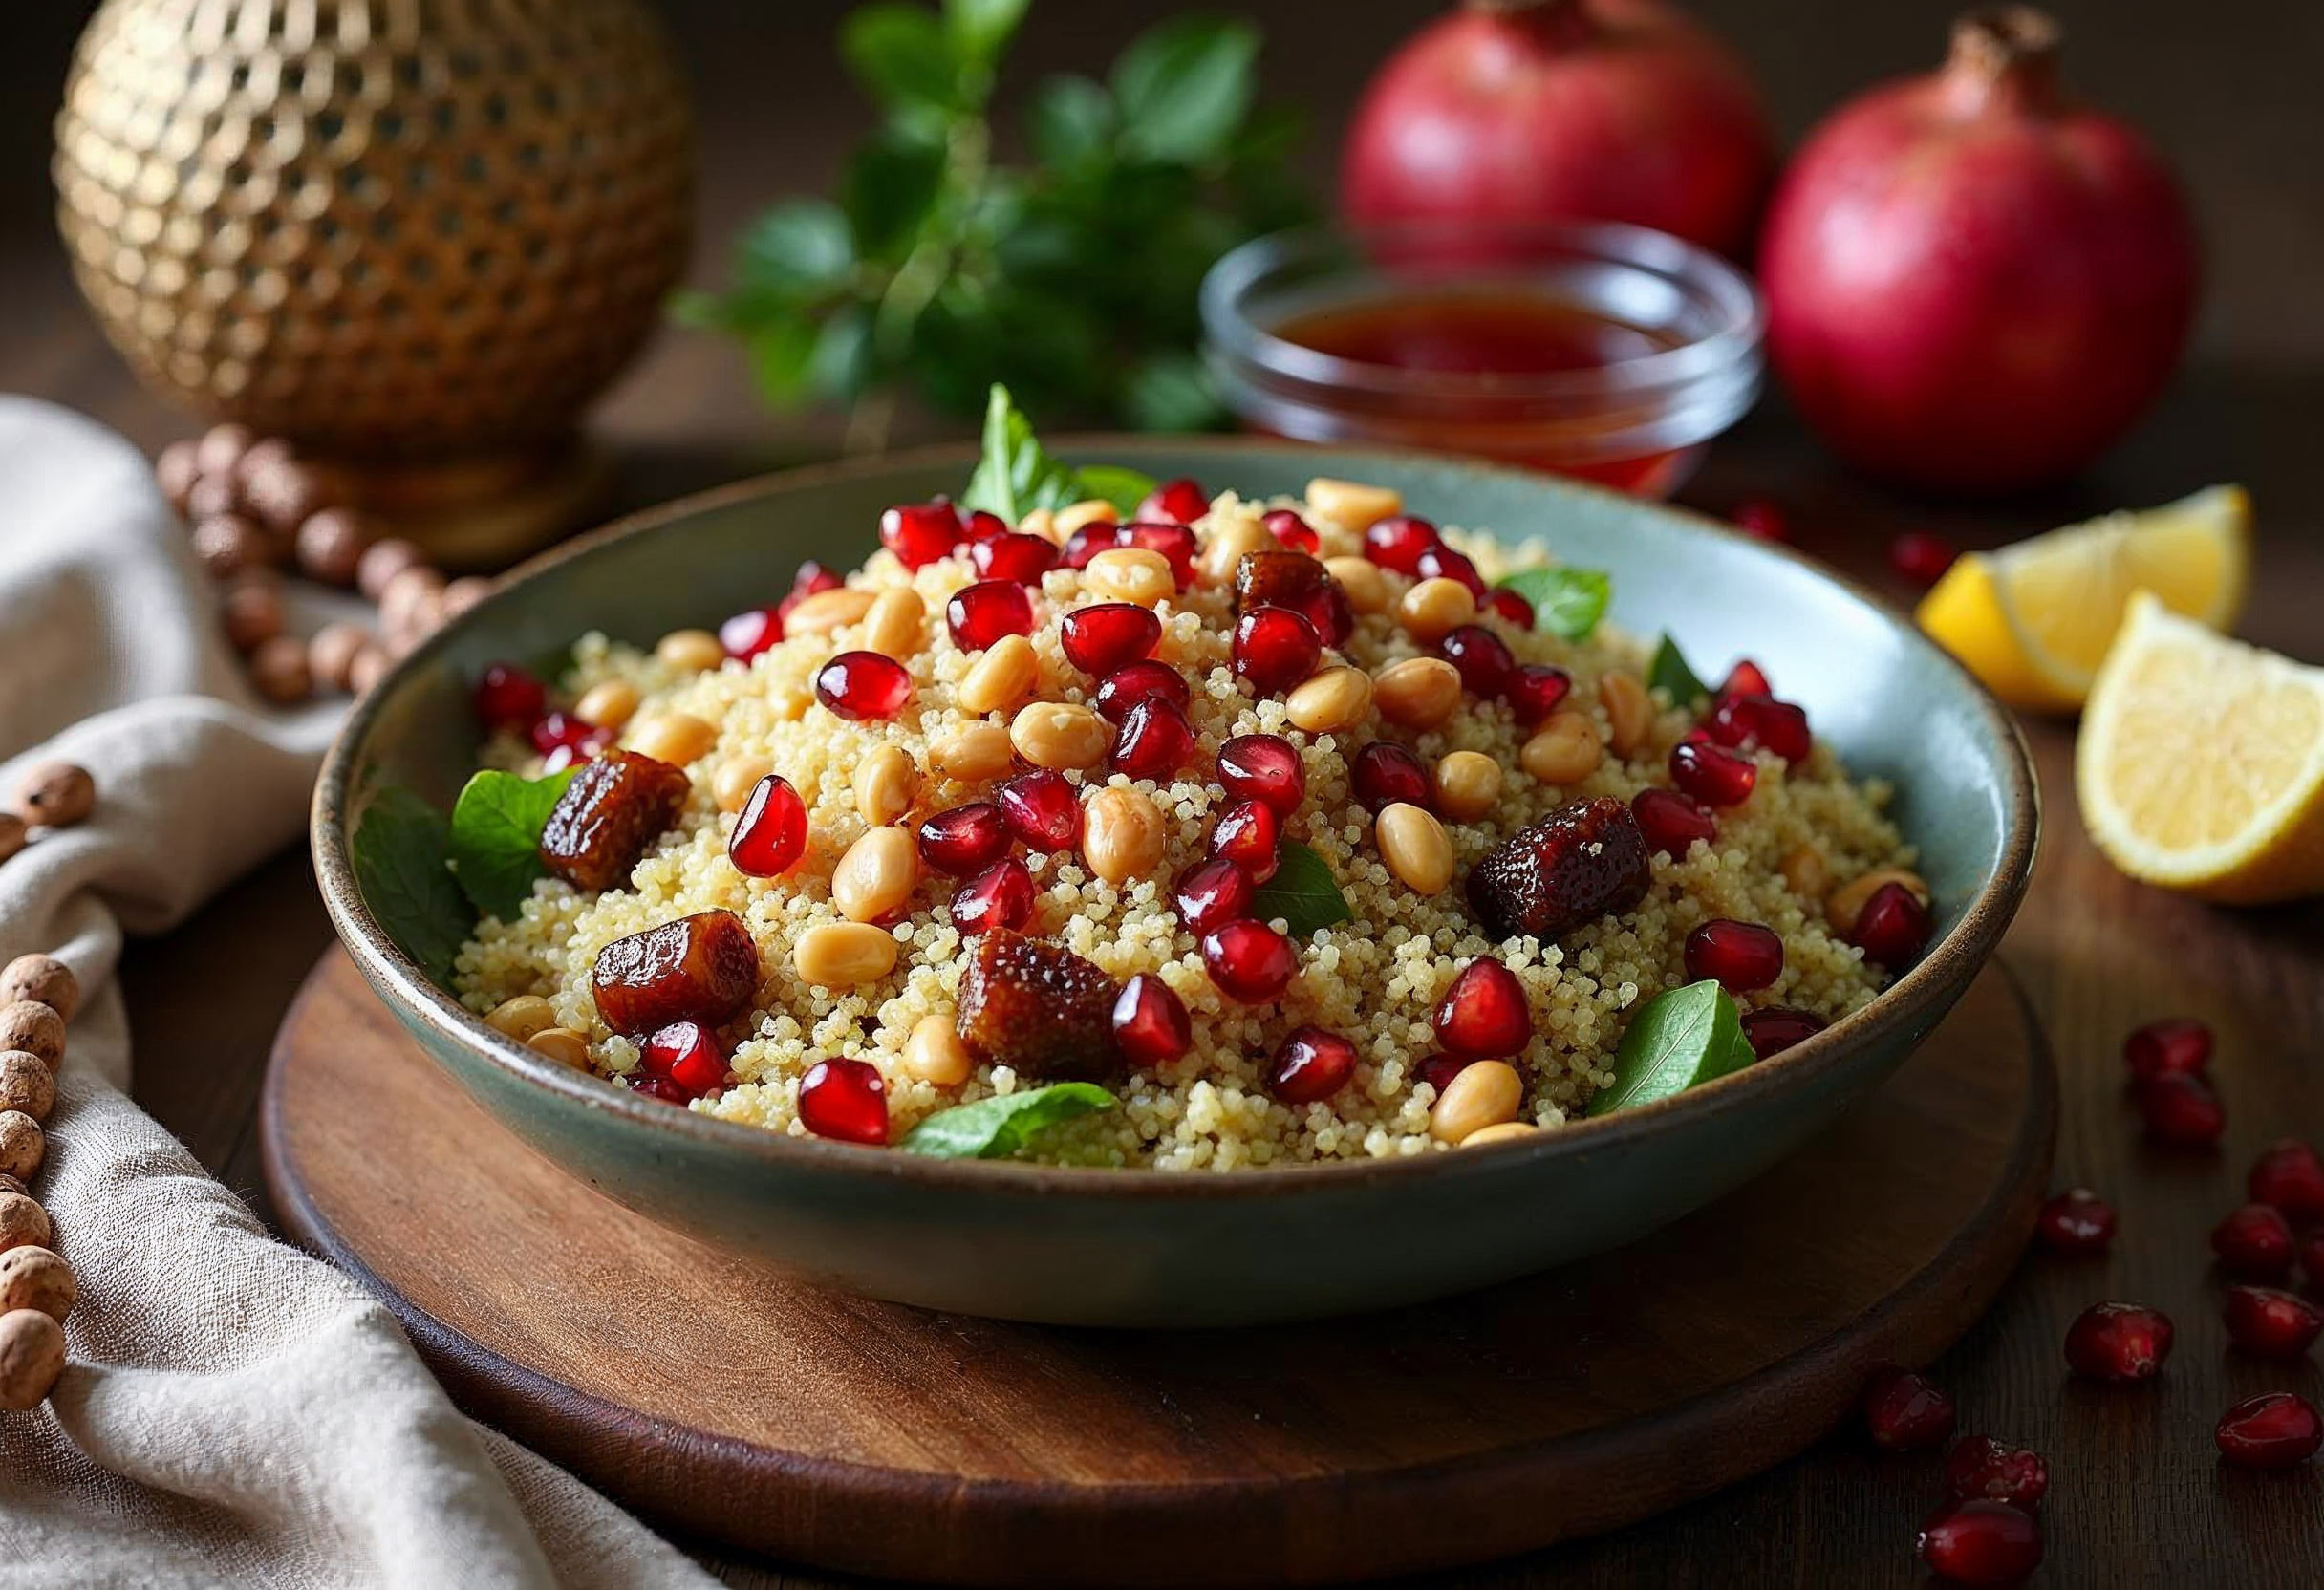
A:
262 951 2054 1587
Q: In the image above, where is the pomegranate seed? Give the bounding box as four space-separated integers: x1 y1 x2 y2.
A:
1669 741 1757 806
1061 522 1127 569
1414 544 1486 598
971 530 1059 585
1731 498 1788 543
1216 735 1304 817
2302 1229 2324 1288
880 501 960 569
1201 919 1298 1002
1862 1366 1956 1451
1232 607 1322 696
1209 798 1280 883
1110 974 1192 1067
2213 1203 2297 1280
1890 530 1959 588
1262 507 1318 552
2223 1284 2324 1359
2215 1393 2324 1469
2249 1138 2324 1224
1706 694 1811 763
996 770 1082 852
1918 1499 2042 1586
1110 697 1196 781
1503 663 1573 725
958 508 1010 544
1268 1026 1359 1103
798 1057 889 1145
2136 1071 2225 1148
2123 1016 2212 1080
1092 660 1191 724
2034 1189 2116 1255
719 606 785 661
1125 522 1200 587
1684 918 1784 992
641 1021 725 1096
1848 881 1932 969
1945 1436 2049 1510
1350 741 1431 814
1739 1006 1824 1060
1485 587 1536 629
1439 624 1515 697
1719 659 1772 700
1059 603 1161 677
951 857 1035 935
2063 1301 2173 1382
728 773 808 876
814 650 912 720
1136 477 1208 526
1632 787 1716 857
473 661 546 731
1414 1051 1478 1093
530 712 607 761
1173 857 1255 935
947 579 1035 651
916 802 1010 876
1433 958 1530 1059
1363 514 1440 573
792 560 844 596
631 1074 693 1105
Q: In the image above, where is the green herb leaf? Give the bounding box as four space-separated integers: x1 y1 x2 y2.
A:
839 2 962 111
446 768 577 925
902 1082 1117 1158
351 786 470 988
1586 980 1751 1117
1070 463 1159 518
1496 565 1612 642
1250 839 1352 938
734 201 855 300
1025 74 1116 168
842 130 949 263
1646 634 1711 706
962 384 1155 519
1123 351 1223 432
1110 16 1259 165
943 0 1027 61
743 316 826 406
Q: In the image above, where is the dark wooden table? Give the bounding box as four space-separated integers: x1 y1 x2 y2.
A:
6 2 2322 1583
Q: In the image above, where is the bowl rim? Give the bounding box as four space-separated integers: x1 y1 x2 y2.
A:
312 435 2040 1200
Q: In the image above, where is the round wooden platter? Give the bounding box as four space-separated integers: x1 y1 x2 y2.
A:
262 950 2054 1588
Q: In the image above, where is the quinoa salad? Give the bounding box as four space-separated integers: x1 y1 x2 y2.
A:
445 432 1932 1171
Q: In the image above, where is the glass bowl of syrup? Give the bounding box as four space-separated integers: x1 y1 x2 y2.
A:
1200 221 1763 497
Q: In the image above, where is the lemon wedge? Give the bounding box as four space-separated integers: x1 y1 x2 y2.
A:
2077 592 2324 903
1916 485 2251 713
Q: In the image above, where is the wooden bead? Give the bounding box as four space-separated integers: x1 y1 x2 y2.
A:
0 1192 50 1256
346 644 393 697
155 439 202 513
308 622 375 693
244 455 336 535
230 435 297 490
294 507 374 586
193 421 256 478
219 574 285 655
189 513 269 579
0 1307 65 1411
378 565 447 640
0 1053 54 1123
356 537 427 602
0 1247 74 1324
184 472 244 523
0 1003 64 1067
14 763 95 830
248 634 314 704
0 1112 43 1183
439 576 493 622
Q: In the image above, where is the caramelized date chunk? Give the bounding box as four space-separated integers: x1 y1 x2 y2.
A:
540 749 692 891
592 910 761 1036
1467 796 1653 942
956 930 1120 1081
1233 549 1352 646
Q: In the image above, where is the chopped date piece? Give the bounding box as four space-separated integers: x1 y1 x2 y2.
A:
1233 548 1352 645
956 930 1120 1081
539 748 691 891
592 909 762 1036
1466 796 1652 941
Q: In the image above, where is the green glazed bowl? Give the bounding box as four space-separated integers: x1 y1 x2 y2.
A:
312 440 2037 1327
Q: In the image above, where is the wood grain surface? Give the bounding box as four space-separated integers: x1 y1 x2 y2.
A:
262 951 2052 1587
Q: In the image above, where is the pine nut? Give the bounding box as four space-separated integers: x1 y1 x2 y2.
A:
1460 1120 1538 1149
792 922 899 989
574 678 640 731
931 721 1017 782
1429 1059 1523 1143
654 629 725 672
484 995 557 1042
958 634 1038 714
1377 802 1454 894
628 711 717 766
1083 785 1167 884
1397 576 1476 644
1373 657 1462 729
783 588 875 636
1305 477 1402 532
906 1010 973 1086
853 744 918 826
1011 701 1109 769
861 588 926 659
832 827 919 923
1324 555 1390 615
1285 666 1374 734
1825 868 1931 936
1520 711 1603 785
1198 516 1274 586
1084 548 1174 607
1432 751 1503 822
714 755 775 814
1599 671 1653 758
1780 843 1830 901
1018 507 1060 544
526 1027 593 1070
1054 500 1119 536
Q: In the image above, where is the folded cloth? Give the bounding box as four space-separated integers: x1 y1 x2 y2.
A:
0 398 713 1589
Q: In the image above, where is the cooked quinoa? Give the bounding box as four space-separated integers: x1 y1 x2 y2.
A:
454 483 1915 1170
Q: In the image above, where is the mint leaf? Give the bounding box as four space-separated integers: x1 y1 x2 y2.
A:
1646 634 1711 706
734 201 855 300
447 768 578 924
839 2 961 111
1586 980 1750 1117
961 384 1154 520
1496 566 1611 642
1110 17 1259 165
351 786 470 988
1250 839 1351 938
1070 463 1159 518
902 1082 1117 1158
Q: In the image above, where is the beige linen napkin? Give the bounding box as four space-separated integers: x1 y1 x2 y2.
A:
0 397 714 1589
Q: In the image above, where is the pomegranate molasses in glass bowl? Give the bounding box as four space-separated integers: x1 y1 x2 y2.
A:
1201 221 1763 496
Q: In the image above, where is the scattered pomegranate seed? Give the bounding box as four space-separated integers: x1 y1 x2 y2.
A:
1669 741 1757 806
631 1074 693 1105
473 661 546 731
1414 544 1486 598
1945 1436 2049 1510
791 560 844 597
1216 735 1305 817
1173 857 1255 936
916 802 1011 877
1232 607 1323 696
1718 659 1773 701
951 857 1035 935
959 508 1010 544
1209 799 1280 883
1268 1026 1360 1103
1363 513 1440 573
879 501 960 569
719 605 785 661
1135 477 1209 526
2212 1203 2297 1281
1433 958 1531 1059
1201 919 1299 1002
1684 918 1785 992
728 773 808 877
2063 1301 2174 1382
1059 603 1161 677
1061 522 1127 569
1706 694 1813 763
1110 697 1196 781
1439 624 1515 698
1503 663 1573 725
1632 787 1717 857
996 770 1082 853
1739 1006 1824 1060
2216 1392 2324 1469
2302 1229 2324 1289
1731 498 1788 543
1262 507 1319 552
1918 1498 2042 1586
530 711 607 763
798 1057 889 1145
1414 1051 1478 1093
1849 881 1933 970
1890 530 1959 588
2123 1016 2212 1080
1484 587 1536 629
1862 1366 1956 1451
2223 1284 2324 1359
2249 1139 2324 1225
1111 974 1192 1067
1126 522 1200 587
1350 741 1431 814
1092 659 1192 724
2034 1189 2116 1255
814 650 912 720
947 579 1035 651
971 530 1059 585
641 1021 725 1096
2136 1071 2225 1148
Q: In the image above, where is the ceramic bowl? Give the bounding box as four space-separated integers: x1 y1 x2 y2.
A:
312 440 2037 1327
